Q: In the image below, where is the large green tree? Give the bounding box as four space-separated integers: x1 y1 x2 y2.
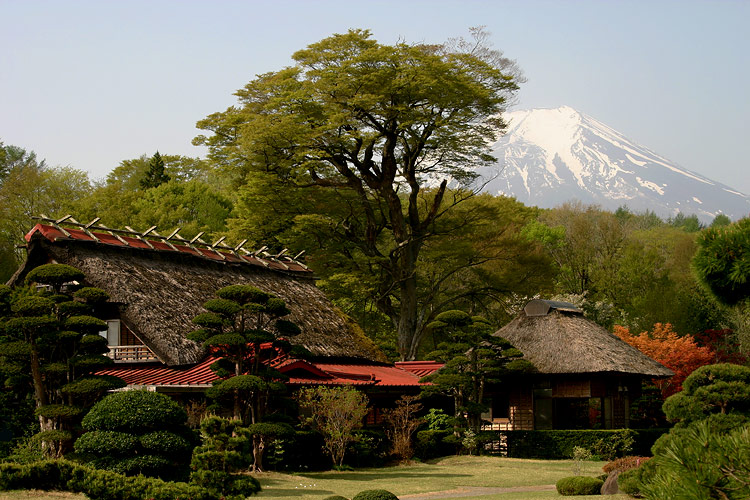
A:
0 143 91 281
196 29 522 359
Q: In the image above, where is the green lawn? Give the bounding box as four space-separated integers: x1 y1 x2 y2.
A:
0 456 630 500
254 456 628 500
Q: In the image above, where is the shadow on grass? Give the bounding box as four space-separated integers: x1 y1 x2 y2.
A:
300 472 470 481
260 488 336 497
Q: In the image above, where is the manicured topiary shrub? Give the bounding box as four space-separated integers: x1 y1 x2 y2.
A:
190 416 261 500
352 489 399 500
76 390 194 480
26 264 84 290
556 476 604 496
82 390 188 432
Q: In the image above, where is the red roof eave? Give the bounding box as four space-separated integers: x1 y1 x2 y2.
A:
26 223 312 274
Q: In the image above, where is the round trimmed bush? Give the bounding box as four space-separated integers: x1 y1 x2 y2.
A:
216 284 270 304
73 287 110 304
74 430 138 456
352 490 399 500
26 264 85 288
556 476 604 496
139 430 192 455
61 376 125 396
78 390 193 480
82 390 187 432
11 296 55 316
57 301 92 317
64 315 107 334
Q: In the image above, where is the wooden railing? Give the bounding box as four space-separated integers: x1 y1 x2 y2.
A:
107 345 158 362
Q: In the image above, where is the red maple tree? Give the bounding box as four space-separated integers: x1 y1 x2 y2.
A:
613 323 715 398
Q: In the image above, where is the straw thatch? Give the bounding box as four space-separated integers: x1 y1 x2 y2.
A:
495 300 673 377
12 232 384 366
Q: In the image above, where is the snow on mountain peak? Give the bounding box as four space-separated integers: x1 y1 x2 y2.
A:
477 106 749 222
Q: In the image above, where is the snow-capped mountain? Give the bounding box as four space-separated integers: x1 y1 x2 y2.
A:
477 106 749 222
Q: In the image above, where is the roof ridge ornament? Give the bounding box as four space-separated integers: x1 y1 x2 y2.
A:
30 215 310 272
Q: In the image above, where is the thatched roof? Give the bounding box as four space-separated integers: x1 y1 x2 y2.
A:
495 300 673 377
10 224 384 366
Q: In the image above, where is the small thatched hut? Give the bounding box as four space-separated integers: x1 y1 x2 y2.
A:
487 300 672 430
9 220 384 366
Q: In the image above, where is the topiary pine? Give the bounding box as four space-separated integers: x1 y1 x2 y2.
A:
77 390 195 480
1 264 123 458
189 284 303 471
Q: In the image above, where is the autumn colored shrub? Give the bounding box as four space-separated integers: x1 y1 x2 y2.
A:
613 323 715 397
602 456 651 474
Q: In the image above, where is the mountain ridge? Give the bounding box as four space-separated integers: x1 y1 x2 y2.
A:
475 106 749 222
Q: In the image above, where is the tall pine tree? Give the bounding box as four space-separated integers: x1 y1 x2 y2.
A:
139 151 170 189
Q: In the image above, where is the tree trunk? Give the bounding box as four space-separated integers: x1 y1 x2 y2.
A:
252 435 265 472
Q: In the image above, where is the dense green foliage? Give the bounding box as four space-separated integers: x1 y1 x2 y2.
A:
0 459 256 500
640 421 750 499
622 364 750 498
76 390 194 480
500 429 646 459
555 476 604 496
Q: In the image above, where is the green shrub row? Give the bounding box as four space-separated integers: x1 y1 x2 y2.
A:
0 459 260 500
556 476 604 496
500 429 667 459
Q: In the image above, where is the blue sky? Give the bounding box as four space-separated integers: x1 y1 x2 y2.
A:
2 0 748 192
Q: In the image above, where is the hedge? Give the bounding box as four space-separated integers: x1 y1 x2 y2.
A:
0 460 260 500
498 429 668 459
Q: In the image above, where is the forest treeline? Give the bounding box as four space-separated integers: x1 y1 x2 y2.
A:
2 140 744 360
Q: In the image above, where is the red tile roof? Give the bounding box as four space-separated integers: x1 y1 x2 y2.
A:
97 357 442 388
26 223 311 274
394 361 444 378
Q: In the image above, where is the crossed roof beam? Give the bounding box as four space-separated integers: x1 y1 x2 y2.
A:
32 215 308 270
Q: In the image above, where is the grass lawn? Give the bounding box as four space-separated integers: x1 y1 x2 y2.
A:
254 455 629 500
0 456 630 500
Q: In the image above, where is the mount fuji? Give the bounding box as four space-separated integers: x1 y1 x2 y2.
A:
476 106 749 222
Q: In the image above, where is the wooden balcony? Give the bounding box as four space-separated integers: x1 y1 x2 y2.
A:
107 345 158 363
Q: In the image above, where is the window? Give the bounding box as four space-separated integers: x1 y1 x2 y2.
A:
99 320 121 346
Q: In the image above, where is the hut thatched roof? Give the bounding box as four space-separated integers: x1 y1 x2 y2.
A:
494 300 673 377
10 224 384 366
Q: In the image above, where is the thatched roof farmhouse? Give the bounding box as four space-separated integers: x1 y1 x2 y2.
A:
9 219 384 366
496 300 673 377
485 300 672 431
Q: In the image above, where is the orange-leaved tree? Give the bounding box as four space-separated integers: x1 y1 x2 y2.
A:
613 323 715 398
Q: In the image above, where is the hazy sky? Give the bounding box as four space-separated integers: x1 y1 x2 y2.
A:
2 0 748 192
